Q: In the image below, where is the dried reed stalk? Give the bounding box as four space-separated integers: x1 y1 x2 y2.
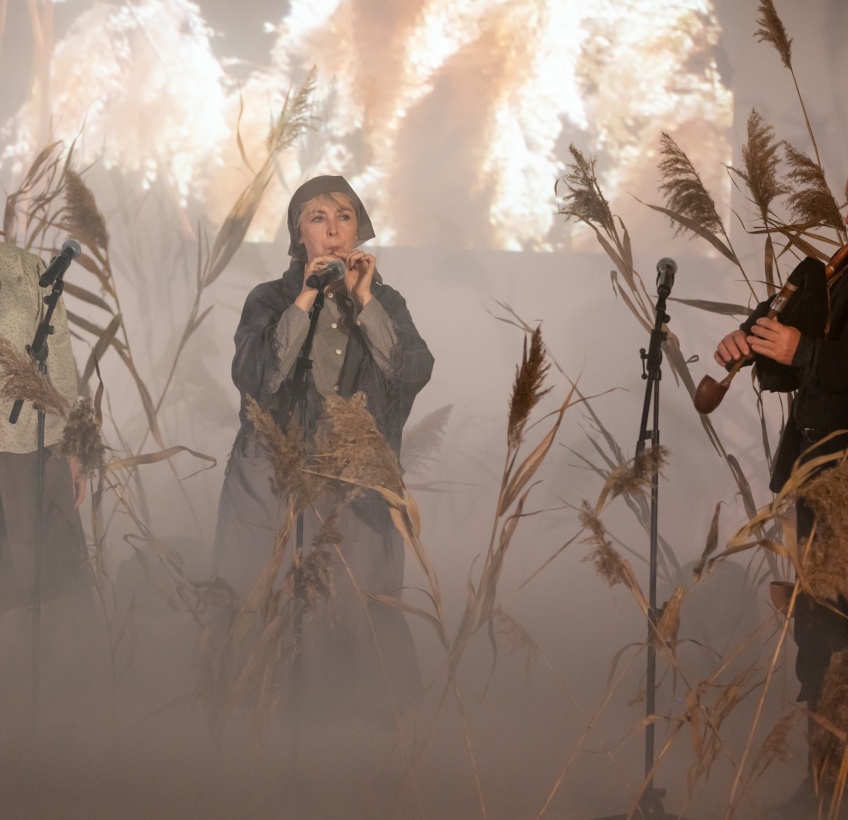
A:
737 109 789 222
557 144 616 235
657 132 723 238
62 169 110 253
507 326 550 450
0 334 68 418
783 143 847 239
755 0 792 69
59 397 106 476
755 0 823 168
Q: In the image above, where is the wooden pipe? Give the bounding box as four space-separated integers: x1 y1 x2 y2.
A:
693 278 799 414
695 242 848 415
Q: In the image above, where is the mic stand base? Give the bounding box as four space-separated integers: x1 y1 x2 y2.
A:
593 785 693 820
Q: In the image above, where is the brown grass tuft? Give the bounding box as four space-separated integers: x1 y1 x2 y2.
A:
753 711 798 776
62 169 110 252
602 445 669 508
783 143 845 234
557 145 616 235
580 501 628 588
59 398 105 476
738 110 790 221
798 460 848 601
755 0 793 70
811 650 848 786
507 327 550 449
245 395 318 509
283 547 335 613
316 392 403 497
0 335 69 418
658 132 723 238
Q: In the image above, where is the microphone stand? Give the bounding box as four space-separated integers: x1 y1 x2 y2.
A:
9 269 68 762
594 280 690 820
286 286 325 766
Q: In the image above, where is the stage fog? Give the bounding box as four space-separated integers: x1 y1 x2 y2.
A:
1 1 846 817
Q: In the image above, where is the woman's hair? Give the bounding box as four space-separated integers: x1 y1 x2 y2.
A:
286 175 374 260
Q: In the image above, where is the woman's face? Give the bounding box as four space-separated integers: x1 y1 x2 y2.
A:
298 193 359 261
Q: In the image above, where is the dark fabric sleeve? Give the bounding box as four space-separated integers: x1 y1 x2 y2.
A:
739 298 772 334
232 283 287 402
795 335 848 394
371 284 434 400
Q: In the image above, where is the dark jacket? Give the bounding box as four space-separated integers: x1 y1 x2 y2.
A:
230 260 434 457
740 262 848 491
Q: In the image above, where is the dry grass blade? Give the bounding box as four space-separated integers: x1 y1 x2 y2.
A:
657 132 723 238
106 445 216 476
694 501 722 580
59 398 105 476
556 144 615 235
783 142 846 238
0 334 68 418
507 327 550 449
737 110 790 221
755 0 792 70
80 314 122 384
62 169 110 253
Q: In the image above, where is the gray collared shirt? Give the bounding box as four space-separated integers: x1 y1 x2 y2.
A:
269 289 398 397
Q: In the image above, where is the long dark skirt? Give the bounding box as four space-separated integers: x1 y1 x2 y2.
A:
0 450 87 613
213 449 422 717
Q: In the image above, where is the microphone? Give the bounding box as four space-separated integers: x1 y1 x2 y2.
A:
39 239 81 287
656 257 677 297
306 259 346 290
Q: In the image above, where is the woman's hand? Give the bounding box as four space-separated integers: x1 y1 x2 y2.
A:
747 317 801 366
343 250 376 310
295 255 343 312
714 329 750 366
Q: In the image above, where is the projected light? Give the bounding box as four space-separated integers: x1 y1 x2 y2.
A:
2 0 731 251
